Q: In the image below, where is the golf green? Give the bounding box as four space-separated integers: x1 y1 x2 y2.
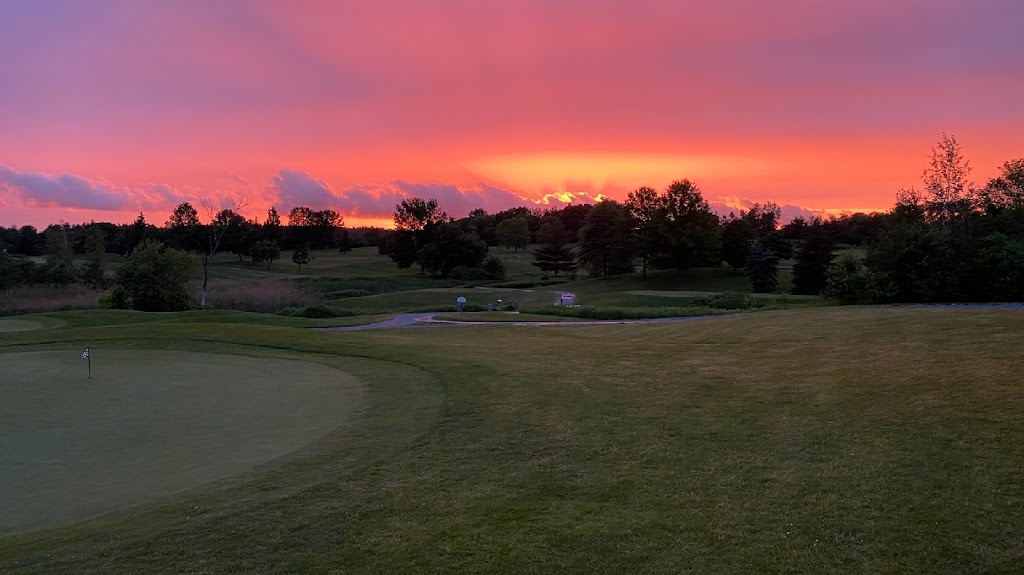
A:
0 349 362 534
0 319 57 333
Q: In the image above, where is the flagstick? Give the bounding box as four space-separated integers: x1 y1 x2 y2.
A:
88 351 92 379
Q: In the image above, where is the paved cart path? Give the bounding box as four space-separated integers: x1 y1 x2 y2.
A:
315 302 1024 332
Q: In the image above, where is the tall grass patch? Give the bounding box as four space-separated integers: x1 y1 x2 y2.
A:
0 285 103 316
200 279 322 313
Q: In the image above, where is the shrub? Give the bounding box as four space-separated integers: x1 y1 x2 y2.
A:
824 252 893 304
325 289 374 299
693 291 764 310
277 304 355 318
482 256 506 279
485 278 565 286
448 266 494 281
114 239 195 311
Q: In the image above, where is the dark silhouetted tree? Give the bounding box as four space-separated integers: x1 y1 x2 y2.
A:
625 186 669 278
292 242 310 271
415 223 487 277
250 240 281 270
579 199 634 278
720 215 757 271
391 197 448 272
790 218 834 295
663 180 720 268
263 206 283 242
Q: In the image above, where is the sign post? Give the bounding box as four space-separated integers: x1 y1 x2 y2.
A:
456 296 467 313
82 347 91 379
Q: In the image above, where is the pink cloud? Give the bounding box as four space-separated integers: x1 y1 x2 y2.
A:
0 167 127 211
0 166 216 221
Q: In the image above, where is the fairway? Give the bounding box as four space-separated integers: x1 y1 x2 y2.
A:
3 307 1024 573
0 349 362 534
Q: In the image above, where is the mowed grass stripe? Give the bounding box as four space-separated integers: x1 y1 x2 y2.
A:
1 307 1023 573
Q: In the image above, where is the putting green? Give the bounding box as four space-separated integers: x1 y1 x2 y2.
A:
0 349 362 534
0 319 53 332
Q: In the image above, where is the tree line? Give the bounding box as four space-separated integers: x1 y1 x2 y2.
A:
3 133 1022 310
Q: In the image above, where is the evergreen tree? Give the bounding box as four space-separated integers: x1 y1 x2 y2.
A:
746 241 779 293
263 206 283 242
531 220 577 277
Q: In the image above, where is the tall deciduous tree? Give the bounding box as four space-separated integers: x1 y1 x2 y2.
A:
495 217 530 252
415 223 488 277
663 179 721 269
981 158 1024 211
625 186 668 278
391 197 448 272
719 215 757 271
196 197 247 309
578 199 634 278
923 133 974 226
166 202 202 251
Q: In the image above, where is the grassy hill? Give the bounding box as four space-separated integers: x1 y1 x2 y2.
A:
2 306 1023 572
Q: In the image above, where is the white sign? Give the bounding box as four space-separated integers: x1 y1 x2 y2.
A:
456 296 467 303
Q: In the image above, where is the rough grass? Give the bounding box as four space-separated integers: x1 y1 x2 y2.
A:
199 279 323 313
4 307 1023 573
25 309 391 329
0 285 103 316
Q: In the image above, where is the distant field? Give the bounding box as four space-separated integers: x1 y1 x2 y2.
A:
3 306 1024 573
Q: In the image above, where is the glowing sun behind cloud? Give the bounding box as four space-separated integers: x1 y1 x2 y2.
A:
467 153 782 196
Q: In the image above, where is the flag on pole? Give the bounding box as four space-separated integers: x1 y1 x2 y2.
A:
82 347 92 379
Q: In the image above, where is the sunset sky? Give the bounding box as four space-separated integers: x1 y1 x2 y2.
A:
2 0 1022 228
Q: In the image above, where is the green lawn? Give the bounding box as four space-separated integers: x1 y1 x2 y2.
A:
2 306 1024 572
